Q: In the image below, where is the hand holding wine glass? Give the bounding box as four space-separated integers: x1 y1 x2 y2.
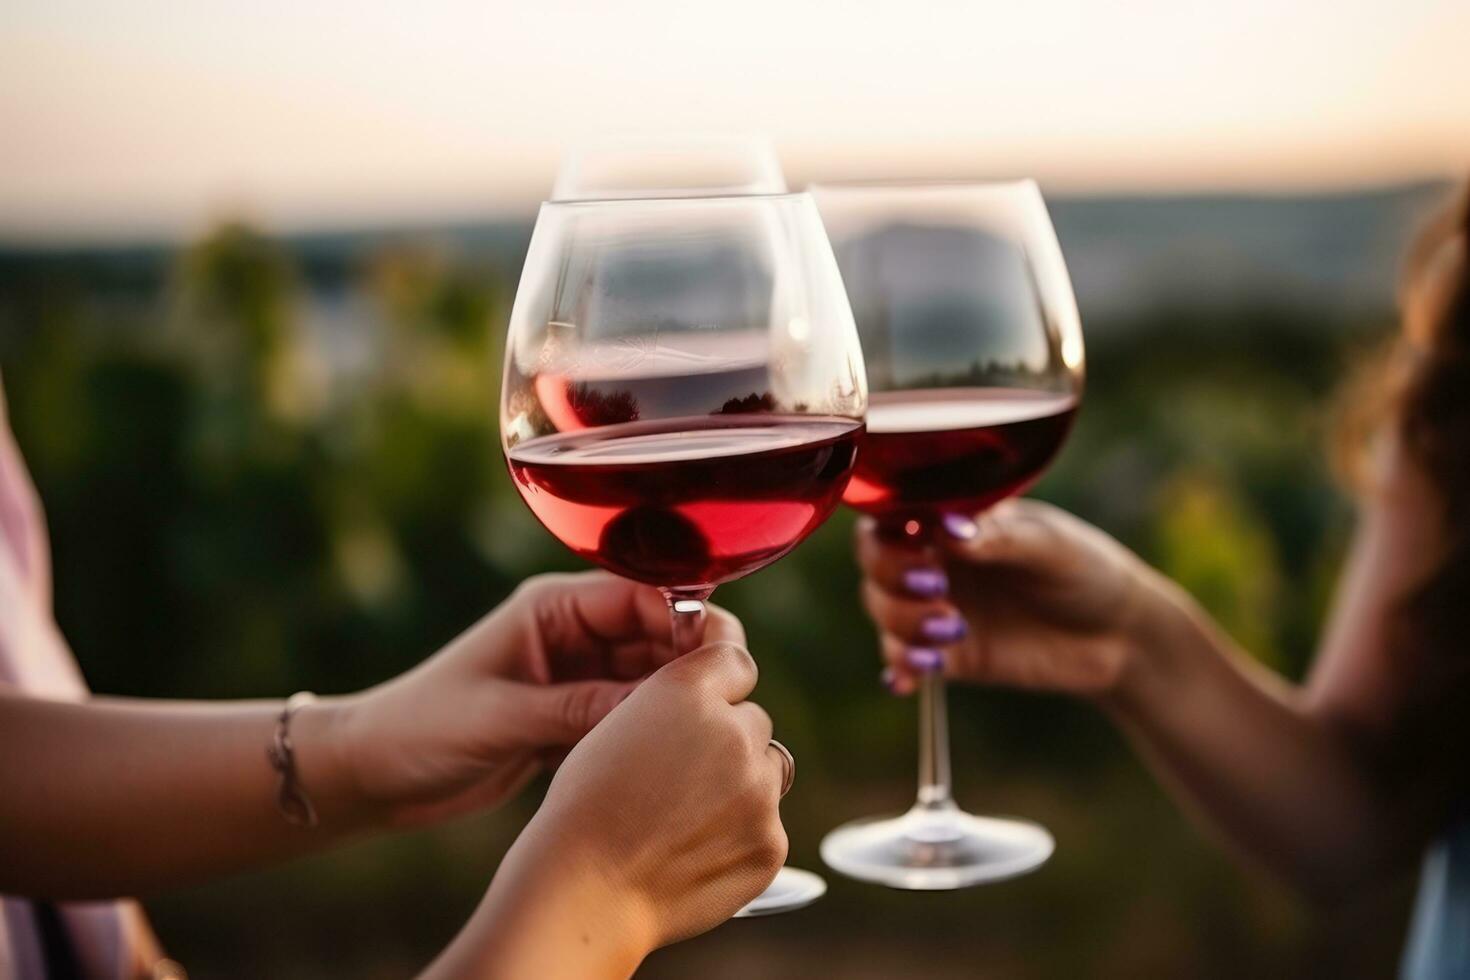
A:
424 641 790 980
335 571 745 829
855 499 1175 698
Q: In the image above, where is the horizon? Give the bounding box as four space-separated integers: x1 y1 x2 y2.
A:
0 176 1454 250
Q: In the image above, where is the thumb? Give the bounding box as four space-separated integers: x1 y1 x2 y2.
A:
940 500 1058 568
509 678 638 747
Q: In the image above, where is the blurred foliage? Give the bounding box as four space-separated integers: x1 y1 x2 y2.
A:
0 224 1409 978
1155 469 1283 666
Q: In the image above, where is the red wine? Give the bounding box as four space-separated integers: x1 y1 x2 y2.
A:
843 388 1077 523
508 415 862 591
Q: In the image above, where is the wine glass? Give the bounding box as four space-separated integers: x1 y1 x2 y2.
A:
551 134 787 201
500 192 867 915
811 180 1084 890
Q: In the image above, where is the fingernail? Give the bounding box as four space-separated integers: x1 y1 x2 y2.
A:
881 667 899 693
920 614 967 643
942 513 978 540
901 567 948 598
905 647 944 672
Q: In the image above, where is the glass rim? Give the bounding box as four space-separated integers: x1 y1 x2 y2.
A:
539 190 813 210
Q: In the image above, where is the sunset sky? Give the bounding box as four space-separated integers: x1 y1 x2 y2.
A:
2 0 1467 239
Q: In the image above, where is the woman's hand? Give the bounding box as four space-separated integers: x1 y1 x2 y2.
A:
331 571 744 829
0 571 761 903
425 640 788 979
858 499 1186 701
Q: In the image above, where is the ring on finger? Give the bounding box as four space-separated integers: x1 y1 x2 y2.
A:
768 738 795 798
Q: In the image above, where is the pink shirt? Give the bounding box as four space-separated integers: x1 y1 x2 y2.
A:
0 374 135 979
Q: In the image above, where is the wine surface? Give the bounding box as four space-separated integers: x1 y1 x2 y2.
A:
843 387 1076 522
509 415 862 590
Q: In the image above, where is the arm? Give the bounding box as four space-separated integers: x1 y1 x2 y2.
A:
0 691 368 898
0 572 741 899
1101 566 1436 900
1129 440 1453 897
856 463 1450 902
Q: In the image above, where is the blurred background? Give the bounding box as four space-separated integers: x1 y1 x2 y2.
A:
2 1 1467 976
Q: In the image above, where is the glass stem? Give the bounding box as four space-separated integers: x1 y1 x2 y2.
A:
916 667 956 810
664 590 710 656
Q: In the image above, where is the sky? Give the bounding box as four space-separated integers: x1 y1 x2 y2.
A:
2 0 1467 239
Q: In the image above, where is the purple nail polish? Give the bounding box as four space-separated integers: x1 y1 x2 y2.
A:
905 647 944 672
942 512 978 540
920 614 967 643
901 567 948 598
880 667 899 693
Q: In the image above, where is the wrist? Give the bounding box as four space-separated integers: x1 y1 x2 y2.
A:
286 694 383 835
463 828 654 978
1098 568 1205 720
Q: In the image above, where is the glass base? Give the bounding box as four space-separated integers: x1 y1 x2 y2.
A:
732 866 828 917
820 803 1053 890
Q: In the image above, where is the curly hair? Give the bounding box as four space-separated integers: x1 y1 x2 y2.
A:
1343 183 1470 773
1397 186 1470 669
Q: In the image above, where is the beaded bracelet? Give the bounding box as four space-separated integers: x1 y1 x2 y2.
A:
266 691 320 828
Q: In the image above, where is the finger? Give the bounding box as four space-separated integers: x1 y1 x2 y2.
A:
509 572 671 665
861 580 967 648
526 571 675 647
881 665 919 697
938 499 1064 569
660 641 758 704
520 572 749 680
599 602 745 680
605 640 680 680
855 524 949 600
879 634 947 692
882 616 1091 692
510 572 661 682
509 677 638 747
702 603 746 648
732 700 774 746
